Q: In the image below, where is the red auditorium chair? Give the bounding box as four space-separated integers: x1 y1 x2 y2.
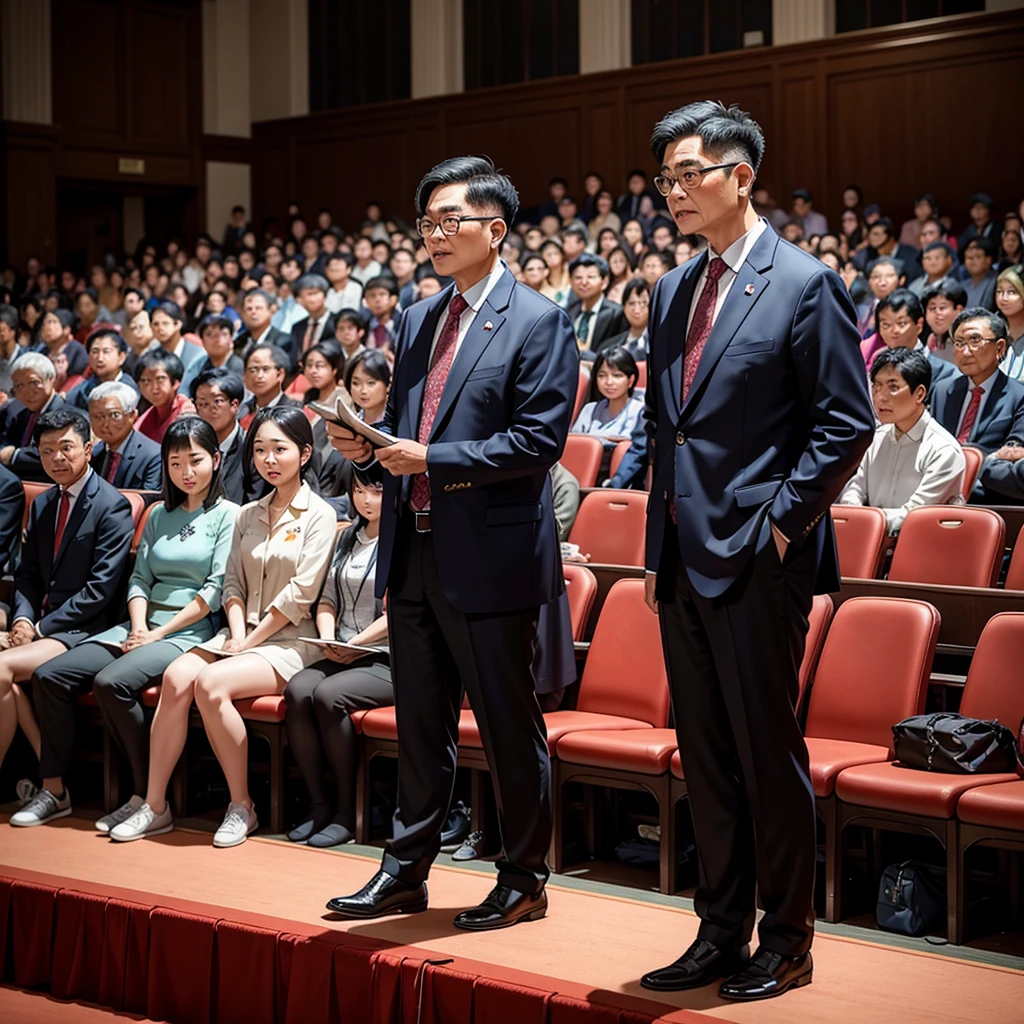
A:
286 372 311 397
562 563 598 641
830 505 889 579
887 505 1005 587
635 361 648 390
20 481 49 529
568 489 647 566
130 500 156 554
608 440 631 482
560 434 604 488
572 367 590 423
961 445 984 497
801 596 940 922
1003 531 1024 591
835 611 1024 943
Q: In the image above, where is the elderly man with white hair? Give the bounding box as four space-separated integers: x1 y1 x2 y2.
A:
0 353 65 481
89 381 162 490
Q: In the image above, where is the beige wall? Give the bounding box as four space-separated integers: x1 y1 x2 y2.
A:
206 161 252 237
772 0 833 45
250 0 309 122
203 0 251 136
579 0 630 74
410 0 464 98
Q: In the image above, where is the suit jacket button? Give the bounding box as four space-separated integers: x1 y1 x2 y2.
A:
676 432 686 446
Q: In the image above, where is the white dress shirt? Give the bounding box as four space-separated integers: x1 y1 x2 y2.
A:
685 218 769 337
573 295 604 340
429 257 507 367
325 280 364 315
837 410 965 534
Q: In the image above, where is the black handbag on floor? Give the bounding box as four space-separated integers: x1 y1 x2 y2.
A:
892 713 1021 774
877 860 946 937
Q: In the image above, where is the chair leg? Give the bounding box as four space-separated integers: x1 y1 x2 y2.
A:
947 818 963 945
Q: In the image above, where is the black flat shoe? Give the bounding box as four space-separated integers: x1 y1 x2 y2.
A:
325 869 428 919
640 939 751 992
287 803 330 843
718 948 812 1001
453 885 547 931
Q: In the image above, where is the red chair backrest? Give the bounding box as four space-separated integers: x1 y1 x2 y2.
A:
122 490 148 528
562 563 598 641
568 489 647 566
561 434 604 488
572 368 589 423
830 505 888 579
960 612 1024 726
804 596 939 750
961 445 984 497
635 362 648 390
796 594 835 715
888 506 1005 588
21 481 50 529
131 501 156 554
578 579 669 725
1004 526 1024 591
608 440 632 481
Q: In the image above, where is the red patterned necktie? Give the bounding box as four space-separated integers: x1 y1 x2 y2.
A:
53 489 70 558
22 411 39 447
682 257 728 402
957 385 984 444
105 450 122 484
410 294 469 510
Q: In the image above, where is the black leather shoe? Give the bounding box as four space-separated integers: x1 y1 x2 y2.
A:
718 948 812 1001
325 870 427 919
452 885 547 931
640 939 751 992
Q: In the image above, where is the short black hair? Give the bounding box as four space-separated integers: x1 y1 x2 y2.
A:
152 300 184 324
77 287 99 305
363 275 398 298
302 337 346 401
35 407 91 446
521 251 547 272
569 252 610 279
192 366 244 403
549 176 568 188
335 307 369 334
136 348 185 385
347 460 385 528
642 251 674 273
414 155 519 226
86 326 127 353
242 287 276 309
344 348 392 392
590 346 640 400
325 251 354 267
951 306 1008 341
867 255 903 277
161 416 225 512
245 405 315 482
245 342 290 372
123 286 146 305
562 225 589 246
650 100 764 173
622 278 650 304
868 217 894 239
199 313 234 335
964 235 997 260
295 273 329 294
869 346 931 393
0 302 21 332
923 280 968 309
922 241 955 261
876 288 923 331
46 308 76 331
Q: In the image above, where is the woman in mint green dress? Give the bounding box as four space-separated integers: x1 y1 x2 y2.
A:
35 417 237 835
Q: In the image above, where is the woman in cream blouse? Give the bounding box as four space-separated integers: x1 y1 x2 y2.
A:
112 406 335 848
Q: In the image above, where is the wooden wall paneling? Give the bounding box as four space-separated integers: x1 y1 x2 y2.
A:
52 0 121 140
131 5 190 147
1 123 59 267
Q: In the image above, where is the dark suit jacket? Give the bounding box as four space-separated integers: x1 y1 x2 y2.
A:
645 225 875 600
977 456 1024 506
91 431 163 490
594 328 648 361
0 394 68 481
219 424 246 505
13 472 134 645
289 314 338 371
237 392 301 423
234 325 294 367
930 371 1024 455
853 243 923 283
66 373 140 411
0 462 24 572
566 298 629 357
375 267 579 613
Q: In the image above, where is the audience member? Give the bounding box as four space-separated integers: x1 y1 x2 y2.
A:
350 237 382 287
616 169 650 222
562 224 589 265
875 289 959 395
923 279 967 363
0 303 24 398
898 193 939 248
539 239 572 306
587 190 622 243
550 461 581 540
193 368 245 504
0 353 65 481
996 265 1024 381
238 344 296 425
566 253 628 360
571 347 644 442
35 309 89 378
284 462 390 848
520 252 550 295
0 462 24 574
388 248 418 309
751 186 788 231
999 225 1022 270
790 189 828 237
150 301 204 378
135 350 196 444
344 349 390 427
853 217 922 283
182 314 245 395
640 250 673 288
333 308 369 363
235 288 290 363
838 347 964 533
599 279 650 359
66 328 138 411
363 276 401 353
301 339 346 408
605 246 635 304
6 408 134 827
857 256 904 352
908 241 956 300
89 381 162 489
290 274 336 367
958 192 997 252
323 252 363 315
962 237 999 310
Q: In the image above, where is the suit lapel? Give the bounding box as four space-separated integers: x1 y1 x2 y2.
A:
974 371 1007 441
399 289 450 440
662 257 705 423
941 376 969 434
39 487 59 580
53 473 95 570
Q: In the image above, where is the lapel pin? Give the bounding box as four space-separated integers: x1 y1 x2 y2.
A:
744 284 756 296
483 320 494 331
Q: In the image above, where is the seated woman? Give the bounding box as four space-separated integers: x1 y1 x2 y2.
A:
344 349 390 427
34 309 89 379
30 417 237 833
570 346 644 443
111 406 335 847
285 462 390 848
302 338 347 410
134 350 196 443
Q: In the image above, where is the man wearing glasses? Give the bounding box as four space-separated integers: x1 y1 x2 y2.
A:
639 101 873 1000
0 352 66 481
931 307 1024 501
325 156 578 932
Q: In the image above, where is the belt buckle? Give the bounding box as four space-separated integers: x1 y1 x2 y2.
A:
413 510 431 533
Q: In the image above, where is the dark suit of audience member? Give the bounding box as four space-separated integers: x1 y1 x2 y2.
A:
566 297 629 357
606 414 649 489
977 456 1024 506
18 473 134 781
930 371 1024 455
853 244 924 283
0 462 24 572
233 325 293 365
91 432 163 491
219 424 246 505
289 313 337 371
0 395 67 481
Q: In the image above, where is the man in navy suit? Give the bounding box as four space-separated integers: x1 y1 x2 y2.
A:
4 407 134 827
0 353 67 482
638 102 874 1001
325 156 578 930
0 462 24 575
88 381 163 490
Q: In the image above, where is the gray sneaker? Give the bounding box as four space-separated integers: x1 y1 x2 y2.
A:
16 779 38 806
10 788 71 827
110 802 174 842
96 795 145 833
213 802 258 848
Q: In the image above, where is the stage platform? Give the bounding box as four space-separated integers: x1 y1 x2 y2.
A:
1 813 1022 1024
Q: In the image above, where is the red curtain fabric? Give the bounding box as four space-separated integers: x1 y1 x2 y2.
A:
0 877 12 975
332 942 377 1022
51 889 107 1002
473 976 553 1024
147 906 217 1024
11 880 57 989
214 920 279 1024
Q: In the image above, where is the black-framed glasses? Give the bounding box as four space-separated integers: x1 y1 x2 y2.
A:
416 215 497 238
653 163 740 197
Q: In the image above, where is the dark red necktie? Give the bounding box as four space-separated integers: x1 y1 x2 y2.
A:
53 489 70 558
22 411 39 447
682 257 728 402
410 294 469 510
105 450 122 484
957 385 984 444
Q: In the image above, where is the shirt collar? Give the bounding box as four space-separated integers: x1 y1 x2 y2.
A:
581 295 604 317
64 466 93 498
257 479 312 522
708 217 769 275
112 433 133 455
219 423 241 454
904 407 931 442
456 258 506 313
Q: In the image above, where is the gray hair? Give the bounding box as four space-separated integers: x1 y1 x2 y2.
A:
10 352 55 382
88 380 140 413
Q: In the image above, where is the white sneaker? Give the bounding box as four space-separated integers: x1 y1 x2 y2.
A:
16 779 38 806
213 802 258 848
96 795 145 833
110 802 174 842
10 788 71 827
